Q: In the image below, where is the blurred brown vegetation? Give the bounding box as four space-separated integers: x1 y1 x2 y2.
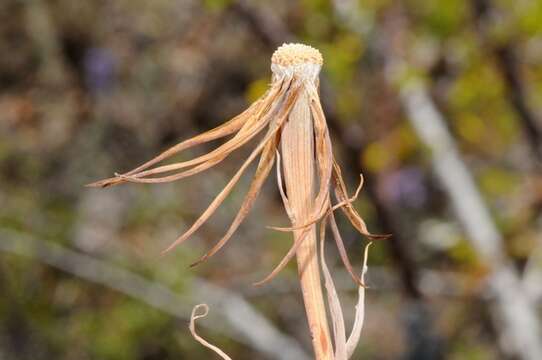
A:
1 0 542 359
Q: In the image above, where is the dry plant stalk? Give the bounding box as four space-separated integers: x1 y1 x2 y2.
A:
89 43 386 360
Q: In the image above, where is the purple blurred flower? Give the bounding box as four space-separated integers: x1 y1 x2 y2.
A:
381 167 427 209
84 47 116 94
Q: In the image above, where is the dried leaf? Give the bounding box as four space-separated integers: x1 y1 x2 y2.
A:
253 221 315 286
332 160 390 240
329 212 365 287
119 94 278 181
88 78 286 188
190 132 280 267
275 150 293 220
162 80 302 254
346 242 372 359
114 153 228 184
320 216 347 360
87 101 255 188
309 86 333 223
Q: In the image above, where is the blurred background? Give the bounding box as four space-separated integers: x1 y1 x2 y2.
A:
1 0 542 359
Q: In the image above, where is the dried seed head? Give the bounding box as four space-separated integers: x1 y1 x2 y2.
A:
271 43 323 81
271 43 323 66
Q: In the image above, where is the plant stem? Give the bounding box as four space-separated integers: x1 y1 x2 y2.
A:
281 90 332 360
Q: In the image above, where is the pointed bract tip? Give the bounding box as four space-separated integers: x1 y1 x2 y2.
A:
160 246 174 256
368 233 392 240
252 280 265 287
189 255 207 268
85 180 109 188
85 176 123 188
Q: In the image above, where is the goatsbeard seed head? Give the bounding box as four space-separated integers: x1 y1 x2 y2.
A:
271 43 323 82
271 43 324 66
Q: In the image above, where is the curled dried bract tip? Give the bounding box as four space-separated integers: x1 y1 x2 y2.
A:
189 304 232 360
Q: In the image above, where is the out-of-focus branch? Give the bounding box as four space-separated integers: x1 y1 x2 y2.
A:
523 248 542 301
0 229 310 360
24 0 69 85
377 7 542 359
524 268 542 301
471 0 542 162
230 0 293 46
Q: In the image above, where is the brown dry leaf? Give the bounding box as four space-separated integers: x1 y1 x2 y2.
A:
114 82 286 184
190 132 280 267
275 150 293 219
332 160 390 240
308 86 333 222
320 217 347 360
88 80 285 188
87 101 255 188
162 81 302 254
346 242 372 358
329 212 365 287
253 221 315 286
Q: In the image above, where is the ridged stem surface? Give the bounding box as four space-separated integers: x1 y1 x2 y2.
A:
281 90 332 360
